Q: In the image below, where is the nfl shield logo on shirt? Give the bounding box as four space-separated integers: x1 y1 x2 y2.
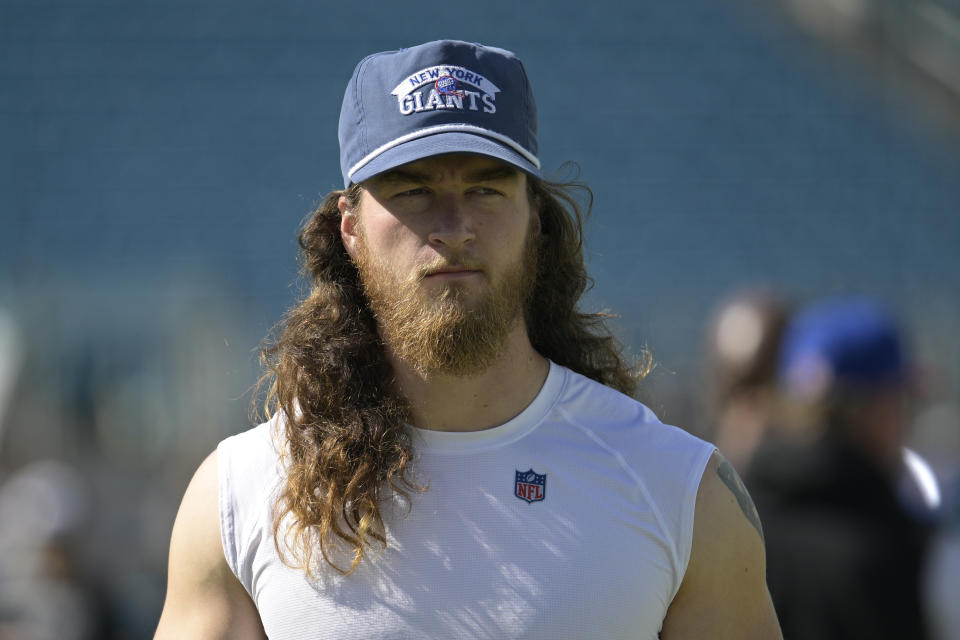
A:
515 469 546 503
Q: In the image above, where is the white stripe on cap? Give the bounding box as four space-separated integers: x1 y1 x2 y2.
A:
347 124 540 181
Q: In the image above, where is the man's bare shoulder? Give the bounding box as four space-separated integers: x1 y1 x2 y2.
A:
154 449 267 640
661 451 782 640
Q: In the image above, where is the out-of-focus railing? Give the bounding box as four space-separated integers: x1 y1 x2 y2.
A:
751 0 960 138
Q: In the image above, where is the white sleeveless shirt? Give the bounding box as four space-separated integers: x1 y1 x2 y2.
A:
218 362 715 639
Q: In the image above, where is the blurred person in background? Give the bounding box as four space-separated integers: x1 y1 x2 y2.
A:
746 297 935 640
154 40 781 639
925 472 960 640
0 460 102 640
704 290 791 475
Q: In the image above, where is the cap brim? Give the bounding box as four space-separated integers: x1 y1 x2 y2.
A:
347 131 541 186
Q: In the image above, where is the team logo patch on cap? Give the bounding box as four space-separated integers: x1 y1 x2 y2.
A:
435 75 463 97
515 469 546 504
391 65 500 115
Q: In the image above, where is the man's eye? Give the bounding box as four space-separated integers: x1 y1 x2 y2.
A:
394 187 429 197
469 187 503 196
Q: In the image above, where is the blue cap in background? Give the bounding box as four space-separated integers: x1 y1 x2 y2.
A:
780 298 908 398
338 40 541 187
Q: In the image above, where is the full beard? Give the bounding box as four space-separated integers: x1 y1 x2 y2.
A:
355 229 539 379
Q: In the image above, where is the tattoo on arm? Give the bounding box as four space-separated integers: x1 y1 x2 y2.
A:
716 457 764 543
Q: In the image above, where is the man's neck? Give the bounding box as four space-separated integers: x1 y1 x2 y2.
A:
390 324 550 432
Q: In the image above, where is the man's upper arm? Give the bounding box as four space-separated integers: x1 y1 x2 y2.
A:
154 449 267 640
660 451 783 640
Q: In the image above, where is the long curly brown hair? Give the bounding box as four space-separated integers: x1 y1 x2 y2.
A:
258 172 645 575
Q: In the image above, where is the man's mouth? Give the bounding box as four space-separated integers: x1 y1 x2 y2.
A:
423 267 483 280
419 261 484 280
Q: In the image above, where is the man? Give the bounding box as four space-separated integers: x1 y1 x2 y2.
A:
704 290 791 474
747 298 932 639
927 474 960 640
155 40 781 639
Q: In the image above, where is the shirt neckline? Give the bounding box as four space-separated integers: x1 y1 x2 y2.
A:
407 360 567 454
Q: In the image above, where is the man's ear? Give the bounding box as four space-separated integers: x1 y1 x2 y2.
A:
339 194 360 259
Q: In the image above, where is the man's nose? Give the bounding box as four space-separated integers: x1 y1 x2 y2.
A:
427 194 476 249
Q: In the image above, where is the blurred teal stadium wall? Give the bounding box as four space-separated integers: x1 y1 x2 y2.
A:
1 0 959 637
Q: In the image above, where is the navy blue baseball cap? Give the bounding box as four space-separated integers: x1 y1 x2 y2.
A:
338 40 541 187
780 298 908 398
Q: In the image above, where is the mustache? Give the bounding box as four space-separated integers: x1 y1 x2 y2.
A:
414 256 486 280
